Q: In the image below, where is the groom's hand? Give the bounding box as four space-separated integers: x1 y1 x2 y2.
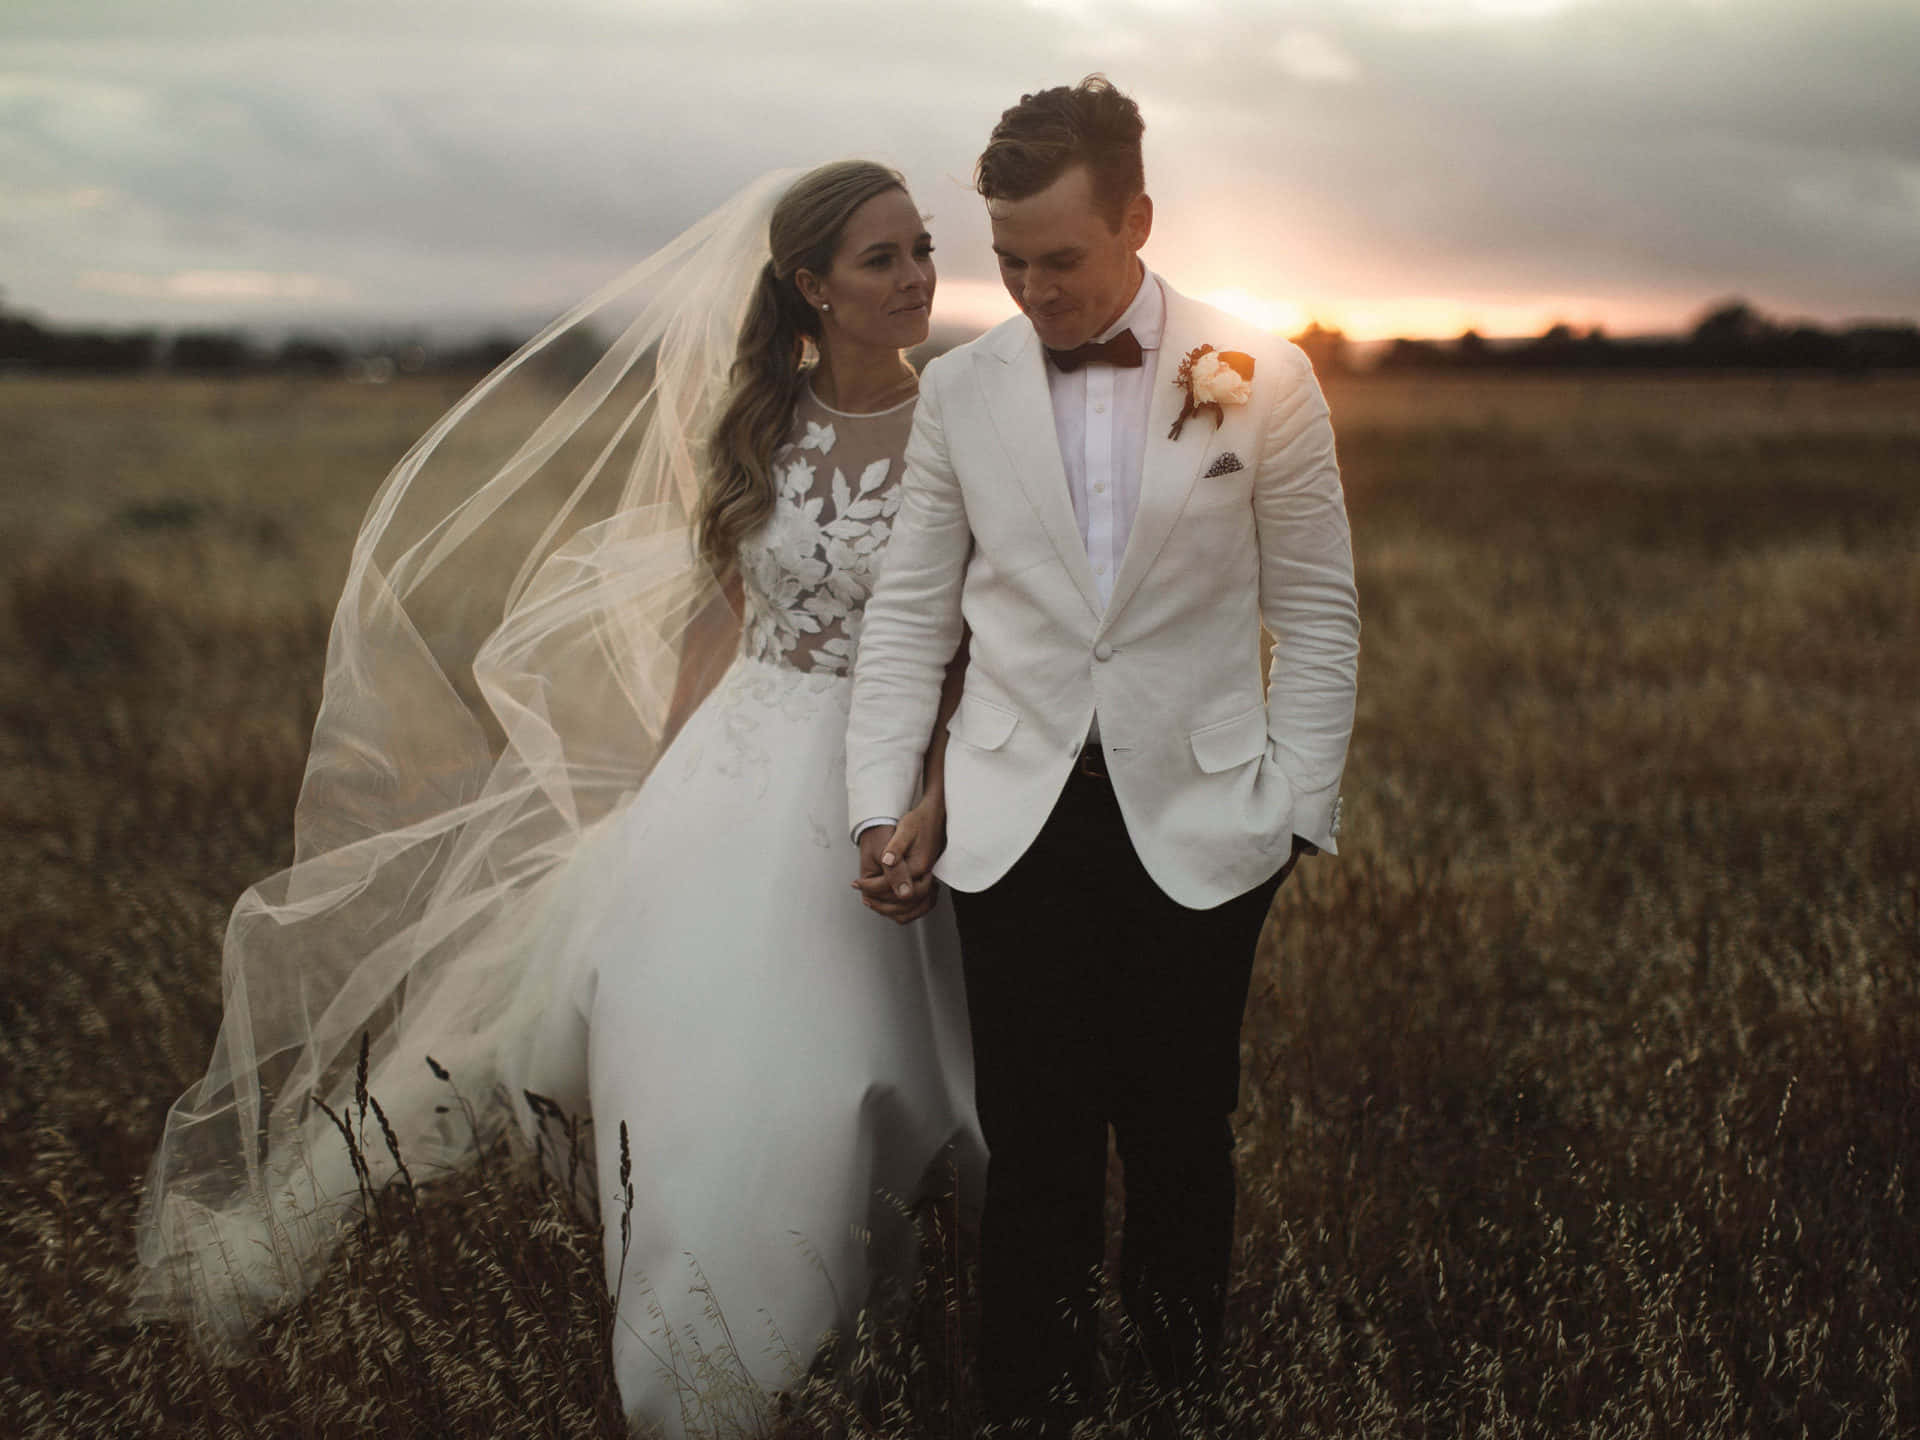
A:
855 814 940 925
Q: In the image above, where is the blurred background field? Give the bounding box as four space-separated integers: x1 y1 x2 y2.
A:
3 371 1917 1436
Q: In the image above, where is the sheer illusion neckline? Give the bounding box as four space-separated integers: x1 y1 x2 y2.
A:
804 377 919 419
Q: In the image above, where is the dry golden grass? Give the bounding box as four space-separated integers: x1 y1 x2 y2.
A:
3 373 1917 1436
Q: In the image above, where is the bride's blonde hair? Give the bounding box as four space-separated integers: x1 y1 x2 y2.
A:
697 160 906 571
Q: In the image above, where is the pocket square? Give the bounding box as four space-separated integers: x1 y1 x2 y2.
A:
1204 451 1245 478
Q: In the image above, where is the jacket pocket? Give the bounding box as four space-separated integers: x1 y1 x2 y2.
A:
1189 704 1268 774
947 694 1019 751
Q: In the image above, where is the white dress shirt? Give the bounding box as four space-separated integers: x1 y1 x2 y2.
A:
1047 264 1165 613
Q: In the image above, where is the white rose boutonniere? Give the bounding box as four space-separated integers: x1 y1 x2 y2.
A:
1169 344 1255 440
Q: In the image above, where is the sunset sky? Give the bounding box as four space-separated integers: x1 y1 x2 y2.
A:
3 0 1915 341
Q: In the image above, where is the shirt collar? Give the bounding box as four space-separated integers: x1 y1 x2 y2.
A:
1094 264 1166 351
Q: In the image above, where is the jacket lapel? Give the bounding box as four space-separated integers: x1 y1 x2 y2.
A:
975 322 1104 619
1101 287 1209 628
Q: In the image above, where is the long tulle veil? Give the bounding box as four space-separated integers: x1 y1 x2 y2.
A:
132 169 801 1342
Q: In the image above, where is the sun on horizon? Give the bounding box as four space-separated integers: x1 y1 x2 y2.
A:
935 276 1680 346
1202 288 1640 344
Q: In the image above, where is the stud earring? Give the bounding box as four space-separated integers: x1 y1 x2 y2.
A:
820 302 832 312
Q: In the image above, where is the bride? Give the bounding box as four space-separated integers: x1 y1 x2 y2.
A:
132 161 982 1436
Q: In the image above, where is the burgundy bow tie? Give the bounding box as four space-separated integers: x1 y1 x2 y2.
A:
1046 328 1144 372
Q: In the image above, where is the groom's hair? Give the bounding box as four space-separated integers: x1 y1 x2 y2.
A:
975 75 1145 232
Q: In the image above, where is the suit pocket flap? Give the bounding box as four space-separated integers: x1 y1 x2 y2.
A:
947 694 1019 751
1189 705 1268 774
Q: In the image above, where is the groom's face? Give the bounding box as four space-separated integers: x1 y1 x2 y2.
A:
988 163 1151 352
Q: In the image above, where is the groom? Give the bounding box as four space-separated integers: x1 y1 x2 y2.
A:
847 77 1359 1431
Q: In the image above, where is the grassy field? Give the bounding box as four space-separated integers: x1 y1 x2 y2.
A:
3 372 1917 1436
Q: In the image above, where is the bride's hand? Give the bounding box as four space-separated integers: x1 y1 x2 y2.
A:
854 797 945 925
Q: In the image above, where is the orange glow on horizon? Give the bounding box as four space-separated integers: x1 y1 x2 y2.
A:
931 276 1660 344
1199 288 1313 340
1204 291 1624 343
1319 297 1613 342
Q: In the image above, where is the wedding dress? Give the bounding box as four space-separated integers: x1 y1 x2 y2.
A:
129 171 979 1439
516 383 980 1433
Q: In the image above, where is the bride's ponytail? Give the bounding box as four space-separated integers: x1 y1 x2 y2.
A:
698 160 904 572
698 258 812 570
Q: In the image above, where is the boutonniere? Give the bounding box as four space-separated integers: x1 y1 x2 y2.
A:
1169 345 1254 440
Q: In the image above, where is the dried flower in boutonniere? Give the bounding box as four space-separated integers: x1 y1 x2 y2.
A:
1169 344 1255 440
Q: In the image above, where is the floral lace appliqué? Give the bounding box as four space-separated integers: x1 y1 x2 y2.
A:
738 421 902 675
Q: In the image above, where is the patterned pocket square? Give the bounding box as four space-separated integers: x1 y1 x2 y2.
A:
1204 451 1245 477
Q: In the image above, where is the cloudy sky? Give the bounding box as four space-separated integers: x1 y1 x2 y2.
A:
3 0 1915 340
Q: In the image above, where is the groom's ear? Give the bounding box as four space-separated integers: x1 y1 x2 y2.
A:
1121 191 1153 253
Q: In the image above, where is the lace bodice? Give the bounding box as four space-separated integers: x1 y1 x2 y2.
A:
736 381 916 674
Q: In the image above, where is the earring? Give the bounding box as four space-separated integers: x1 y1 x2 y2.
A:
820 302 832 313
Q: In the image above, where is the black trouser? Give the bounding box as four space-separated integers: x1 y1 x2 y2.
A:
949 762 1283 1432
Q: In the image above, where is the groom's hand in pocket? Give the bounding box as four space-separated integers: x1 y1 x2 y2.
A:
855 807 942 925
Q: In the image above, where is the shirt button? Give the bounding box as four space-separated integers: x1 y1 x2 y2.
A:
1094 481 1107 494
1093 562 1107 576
1093 402 1107 414
1094 642 1114 661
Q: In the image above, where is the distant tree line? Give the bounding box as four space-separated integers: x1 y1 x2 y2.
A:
6 291 1918 379
0 292 524 379
1322 300 1920 377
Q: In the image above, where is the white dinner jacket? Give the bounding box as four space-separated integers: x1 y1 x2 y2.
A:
847 282 1359 910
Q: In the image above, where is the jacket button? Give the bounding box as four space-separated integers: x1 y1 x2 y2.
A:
1093 642 1114 661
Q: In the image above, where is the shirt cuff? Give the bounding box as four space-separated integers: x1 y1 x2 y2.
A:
852 816 899 844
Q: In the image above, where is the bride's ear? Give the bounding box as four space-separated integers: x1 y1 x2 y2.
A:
794 268 829 315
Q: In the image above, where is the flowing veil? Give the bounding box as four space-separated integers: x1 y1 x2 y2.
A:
132 169 802 1342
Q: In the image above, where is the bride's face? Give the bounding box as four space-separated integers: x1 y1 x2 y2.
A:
803 188 936 352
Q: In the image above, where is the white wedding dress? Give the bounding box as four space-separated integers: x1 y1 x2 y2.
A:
514 382 981 1437
131 174 976 1438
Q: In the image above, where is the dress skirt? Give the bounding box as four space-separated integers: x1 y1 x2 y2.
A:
519 652 980 1437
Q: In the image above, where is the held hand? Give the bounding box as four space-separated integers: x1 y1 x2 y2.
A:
853 801 944 925
855 823 896 894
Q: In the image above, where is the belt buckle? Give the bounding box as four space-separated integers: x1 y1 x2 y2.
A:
1076 744 1108 780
